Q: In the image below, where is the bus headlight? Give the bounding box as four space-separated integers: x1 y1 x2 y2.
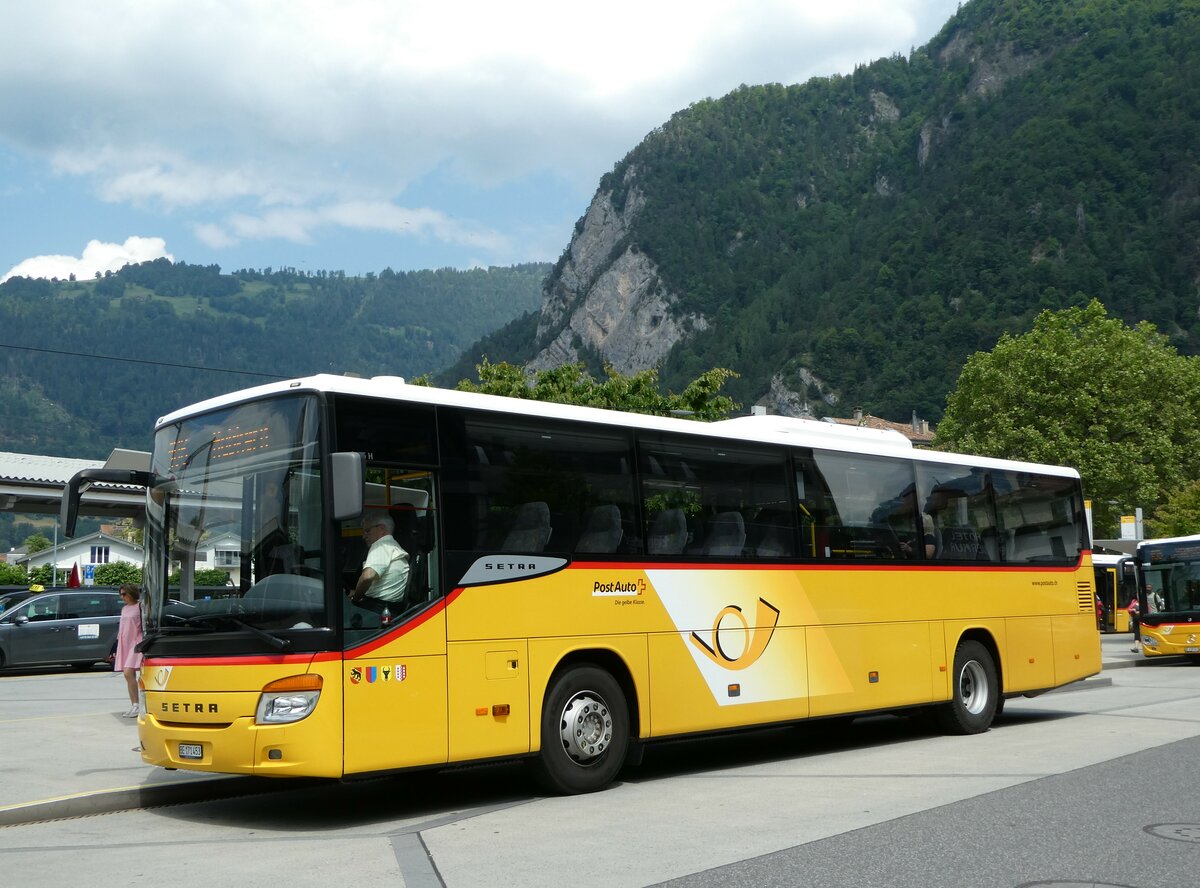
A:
256 674 323 725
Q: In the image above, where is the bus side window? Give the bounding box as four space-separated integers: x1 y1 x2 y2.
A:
916 464 996 564
637 433 790 561
440 412 637 558
806 449 919 562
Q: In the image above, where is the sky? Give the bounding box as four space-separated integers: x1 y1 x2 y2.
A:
0 1 964 283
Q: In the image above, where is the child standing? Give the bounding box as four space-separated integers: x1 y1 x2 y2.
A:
114 584 144 717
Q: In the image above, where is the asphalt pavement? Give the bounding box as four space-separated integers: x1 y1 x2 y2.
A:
0 632 1175 826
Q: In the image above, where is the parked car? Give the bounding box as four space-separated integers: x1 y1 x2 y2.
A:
0 588 124 670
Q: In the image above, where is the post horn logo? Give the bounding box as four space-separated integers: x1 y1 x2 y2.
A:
690 598 780 670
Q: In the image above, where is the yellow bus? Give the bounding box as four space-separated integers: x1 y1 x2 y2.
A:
62 375 1101 793
1092 552 1138 633
1134 535 1200 659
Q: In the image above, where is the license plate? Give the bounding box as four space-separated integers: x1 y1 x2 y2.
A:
1186 647 1199 653
179 743 203 760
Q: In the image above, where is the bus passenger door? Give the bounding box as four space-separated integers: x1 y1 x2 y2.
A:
342 609 450 775
341 470 450 775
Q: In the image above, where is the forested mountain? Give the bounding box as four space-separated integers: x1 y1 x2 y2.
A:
446 0 1200 422
6 0 1198 467
0 261 548 458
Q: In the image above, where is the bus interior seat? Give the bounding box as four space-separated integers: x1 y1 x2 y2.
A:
648 508 687 555
267 541 306 574
704 511 746 557
502 501 552 552
749 509 794 557
576 504 624 554
392 508 428 555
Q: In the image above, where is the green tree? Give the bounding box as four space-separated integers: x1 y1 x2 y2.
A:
94 561 142 586
29 563 61 585
453 358 739 421
935 300 1200 536
168 568 232 587
0 562 27 584
1145 481 1200 538
23 533 52 554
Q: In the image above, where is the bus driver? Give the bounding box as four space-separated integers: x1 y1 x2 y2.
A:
348 510 409 614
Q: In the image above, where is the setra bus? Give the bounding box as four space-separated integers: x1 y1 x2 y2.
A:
61 374 1102 793
1134 535 1200 659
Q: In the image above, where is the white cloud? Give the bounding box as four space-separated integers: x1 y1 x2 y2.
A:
0 1 962 266
196 200 512 254
1 237 173 283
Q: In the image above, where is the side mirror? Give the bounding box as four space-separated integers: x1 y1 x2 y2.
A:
331 452 364 522
14 615 29 627
61 468 154 537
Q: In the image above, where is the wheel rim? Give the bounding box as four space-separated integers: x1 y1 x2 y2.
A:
958 659 989 715
558 689 613 766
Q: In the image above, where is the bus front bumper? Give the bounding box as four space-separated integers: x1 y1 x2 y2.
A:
139 703 342 778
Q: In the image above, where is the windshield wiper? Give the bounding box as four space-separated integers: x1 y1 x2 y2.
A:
178 613 291 650
136 619 211 655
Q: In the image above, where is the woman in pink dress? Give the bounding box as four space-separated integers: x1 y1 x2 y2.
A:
114 584 144 718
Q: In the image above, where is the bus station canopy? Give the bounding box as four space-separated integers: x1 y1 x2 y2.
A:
0 449 149 521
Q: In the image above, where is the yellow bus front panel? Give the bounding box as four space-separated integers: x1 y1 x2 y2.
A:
342 604 450 775
342 653 448 774
140 658 345 778
1139 623 1200 657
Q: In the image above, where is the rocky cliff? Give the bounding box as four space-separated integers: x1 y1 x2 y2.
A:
529 170 708 374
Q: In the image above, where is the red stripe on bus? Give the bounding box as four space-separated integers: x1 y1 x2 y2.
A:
568 556 1087 572
344 587 463 658
144 589 466 667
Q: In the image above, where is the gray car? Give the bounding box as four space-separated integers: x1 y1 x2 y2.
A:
0 589 123 670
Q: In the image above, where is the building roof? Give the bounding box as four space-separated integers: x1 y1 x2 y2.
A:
15 531 144 565
0 449 150 520
0 452 102 485
826 412 936 445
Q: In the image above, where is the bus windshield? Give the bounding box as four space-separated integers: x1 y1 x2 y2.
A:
141 394 329 646
1139 537 1200 620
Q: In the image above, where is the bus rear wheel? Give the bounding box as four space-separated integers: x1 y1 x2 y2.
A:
533 665 628 795
936 640 998 735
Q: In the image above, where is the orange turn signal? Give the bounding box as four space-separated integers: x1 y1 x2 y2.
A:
262 674 323 693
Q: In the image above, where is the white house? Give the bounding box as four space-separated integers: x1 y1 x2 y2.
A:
195 532 242 586
16 531 144 583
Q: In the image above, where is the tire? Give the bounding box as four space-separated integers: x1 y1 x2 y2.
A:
935 640 998 735
533 665 629 795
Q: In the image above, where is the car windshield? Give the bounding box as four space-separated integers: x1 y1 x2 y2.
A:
142 395 330 642
0 593 30 614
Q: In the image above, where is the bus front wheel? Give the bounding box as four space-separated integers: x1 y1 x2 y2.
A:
534 665 629 794
936 640 998 735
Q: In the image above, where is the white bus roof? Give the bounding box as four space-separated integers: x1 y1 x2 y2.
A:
1136 534 1200 548
156 374 1081 479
